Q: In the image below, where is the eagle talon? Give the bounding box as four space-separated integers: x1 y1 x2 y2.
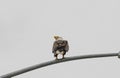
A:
55 56 58 60
62 55 65 59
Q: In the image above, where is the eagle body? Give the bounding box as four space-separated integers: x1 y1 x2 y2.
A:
52 39 69 59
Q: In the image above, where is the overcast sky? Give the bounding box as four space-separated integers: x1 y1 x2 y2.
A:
0 0 120 78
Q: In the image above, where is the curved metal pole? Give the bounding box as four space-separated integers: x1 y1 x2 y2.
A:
0 52 120 78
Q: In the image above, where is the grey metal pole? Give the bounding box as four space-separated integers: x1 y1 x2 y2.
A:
118 51 120 58
0 52 119 78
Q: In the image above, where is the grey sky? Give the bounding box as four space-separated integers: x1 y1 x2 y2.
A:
0 0 120 78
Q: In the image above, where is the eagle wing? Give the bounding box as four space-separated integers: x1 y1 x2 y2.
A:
65 40 69 52
52 41 58 53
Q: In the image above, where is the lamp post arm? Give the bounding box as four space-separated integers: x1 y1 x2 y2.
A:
0 52 119 78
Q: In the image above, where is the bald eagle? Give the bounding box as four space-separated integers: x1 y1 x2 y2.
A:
52 36 69 60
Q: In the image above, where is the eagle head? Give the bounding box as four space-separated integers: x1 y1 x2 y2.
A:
54 36 63 40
